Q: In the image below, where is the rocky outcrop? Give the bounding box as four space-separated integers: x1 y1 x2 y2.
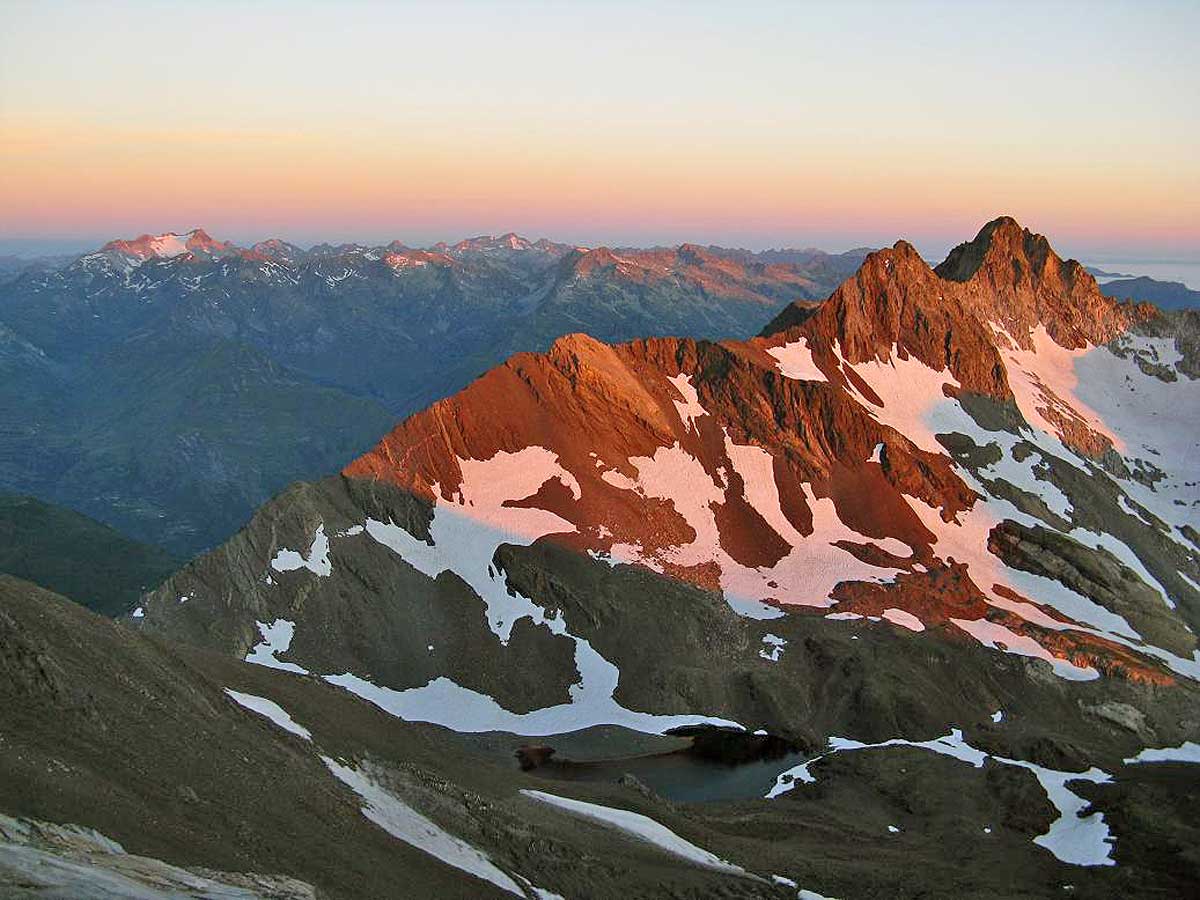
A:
988 520 1195 656
784 239 1012 398
0 813 317 900
933 216 1145 349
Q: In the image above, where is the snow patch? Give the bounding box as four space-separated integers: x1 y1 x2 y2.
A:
759 633 787 662
838 345 961 455
600 468 641 493
995 756 1114 867
667 373 708 433
767 338 828 382
521 790 746 876
224 689 311 741
768 728 1115 867
364 447 578 643
270 524 332 577
324 648 742 738
1123 741 1200 765
146 233 191 258
724 436 803 546
245 619 309 675
340 446 747 736
1074 339 1200 534
999 325 1120 453
324 757 527 896
950 617 1098 681
882 608 925 632
977 433 1074 521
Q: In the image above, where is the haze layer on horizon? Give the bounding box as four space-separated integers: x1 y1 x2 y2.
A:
1 0 1197 261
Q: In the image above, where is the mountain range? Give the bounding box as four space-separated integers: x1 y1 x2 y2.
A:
1096 275 1200 311
3 216 1199 898
0 231 865 556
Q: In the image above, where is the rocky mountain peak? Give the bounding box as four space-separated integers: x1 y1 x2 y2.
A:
448 233 536 254
545 330 614 363
935 216 1033 282
936 215 1078 300
247 238 303 264
676 242 716 265
498 232 533 250
933 216 1138 349
185 227 221 248
765 216 1143 379
533 237 574 255
383 248 455 271
98 228 235 264
566 246 628 278
769 235 1012 401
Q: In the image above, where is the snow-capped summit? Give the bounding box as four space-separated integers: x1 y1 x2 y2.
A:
97 228 235 267
445 233 537 254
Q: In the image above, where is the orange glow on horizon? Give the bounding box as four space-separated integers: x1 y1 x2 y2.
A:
4 118 1197 257
3 2 1197 257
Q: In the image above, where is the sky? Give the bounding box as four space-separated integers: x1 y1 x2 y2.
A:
1 0 1197 260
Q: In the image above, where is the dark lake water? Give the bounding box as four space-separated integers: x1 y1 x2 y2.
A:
528 749 807 803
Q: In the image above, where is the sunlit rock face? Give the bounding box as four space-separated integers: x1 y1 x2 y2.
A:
142 217 1199 750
